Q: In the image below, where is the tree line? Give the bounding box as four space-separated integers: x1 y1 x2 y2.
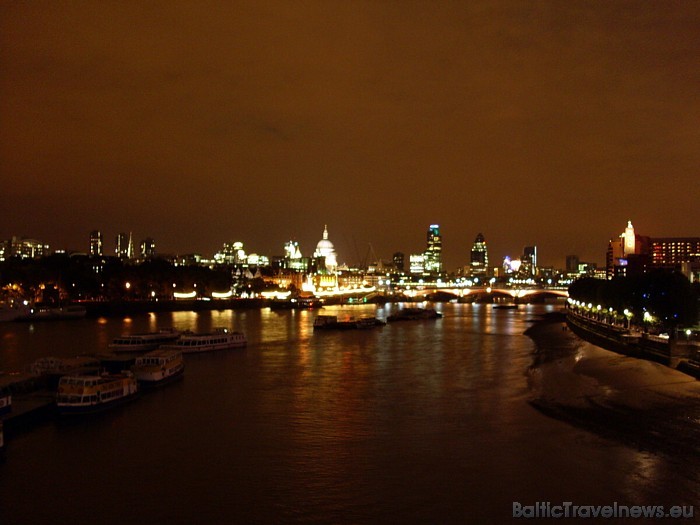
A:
568 269 699 329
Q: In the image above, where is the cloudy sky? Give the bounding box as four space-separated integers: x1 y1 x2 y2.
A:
2 1 698 269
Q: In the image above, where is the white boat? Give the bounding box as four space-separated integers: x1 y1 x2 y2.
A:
132 349 184 386
160 328 247 354
56 371 138 415
108 329 181 353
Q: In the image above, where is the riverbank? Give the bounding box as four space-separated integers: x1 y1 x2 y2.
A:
525 312 700 465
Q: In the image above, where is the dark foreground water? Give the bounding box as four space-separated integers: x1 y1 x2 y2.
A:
0 303 698 524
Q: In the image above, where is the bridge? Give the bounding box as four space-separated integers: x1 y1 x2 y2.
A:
393 285 569 301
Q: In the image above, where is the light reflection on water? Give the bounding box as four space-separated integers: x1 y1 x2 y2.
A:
0 303 696 524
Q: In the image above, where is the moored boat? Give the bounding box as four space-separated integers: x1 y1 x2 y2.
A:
160 328 246 354
386 307 442 322
108 329 181 353
56 371 138 415
132 349 184 386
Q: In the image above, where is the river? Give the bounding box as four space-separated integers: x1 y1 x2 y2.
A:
0 303 697 524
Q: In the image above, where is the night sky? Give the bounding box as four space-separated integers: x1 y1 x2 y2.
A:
2 1 699 270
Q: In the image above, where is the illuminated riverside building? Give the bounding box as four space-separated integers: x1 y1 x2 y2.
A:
409 254 425 274
0 237 49 261
313 225 338 273
214 241 247 265
651 238 700 267
423 224 442 274
89 230 103 256
469 233 489 277
606 220 699 279
606 221 651 278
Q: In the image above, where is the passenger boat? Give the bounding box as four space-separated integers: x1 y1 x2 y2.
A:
386 307 442 322
132 349 184 386
160 328 247 354
108 329 181 353
56 371 138 415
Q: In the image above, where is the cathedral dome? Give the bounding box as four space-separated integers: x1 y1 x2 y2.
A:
314 225 337 271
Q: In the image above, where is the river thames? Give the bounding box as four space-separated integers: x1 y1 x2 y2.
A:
0 303 697 524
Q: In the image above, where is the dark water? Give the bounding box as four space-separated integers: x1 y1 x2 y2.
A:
0 303 697 524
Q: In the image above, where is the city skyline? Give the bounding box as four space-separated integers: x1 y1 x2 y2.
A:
2 2 699 270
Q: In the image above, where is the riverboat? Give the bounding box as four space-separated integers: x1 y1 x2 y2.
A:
132 349 184 386
386 307 441 322
160 328 247 354
108 329 181 353
56 372 138 415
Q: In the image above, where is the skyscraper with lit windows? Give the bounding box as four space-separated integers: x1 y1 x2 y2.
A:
89 230 103 256
470 233 489 276
423 224 442 274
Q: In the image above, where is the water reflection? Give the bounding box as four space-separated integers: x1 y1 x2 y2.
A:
1 303 697 524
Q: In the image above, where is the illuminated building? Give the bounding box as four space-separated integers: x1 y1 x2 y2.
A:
409 254 425 274
521 245 537 276
313 225 338 273
1 237 49 260
606 221 652 278
89 230 103 256
393 252 405 273
214 242 247 265
423 224 442 274
651 238 700 267
140 237 156 259
115 232 134 260
470 233 489 276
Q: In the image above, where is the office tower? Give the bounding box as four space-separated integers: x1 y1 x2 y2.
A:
393 252 405 273
470 233 489 276
651 238 700 267
424 224 442 274
522 245 537 276
566 255 579 273
140 237 156 259
115 232 133 259
89 230 103 256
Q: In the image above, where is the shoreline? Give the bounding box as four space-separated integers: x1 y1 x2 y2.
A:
525 312 700 463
